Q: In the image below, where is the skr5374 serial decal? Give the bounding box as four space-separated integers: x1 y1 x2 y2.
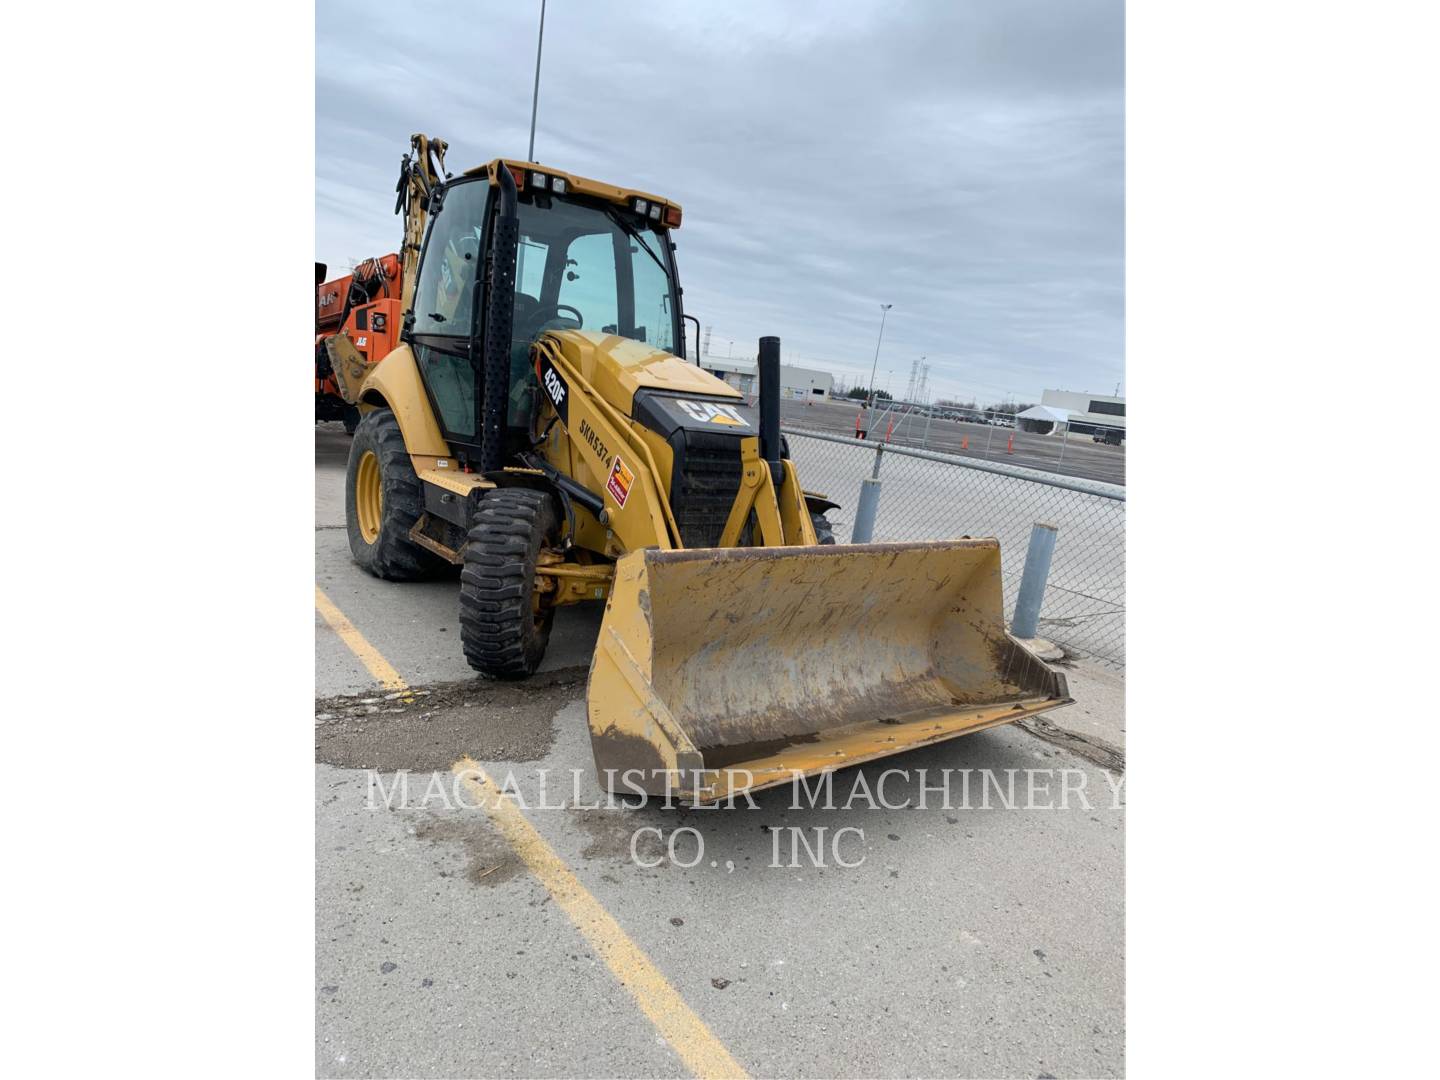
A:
579 418 611 467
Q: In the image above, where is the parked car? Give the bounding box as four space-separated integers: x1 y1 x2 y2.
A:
1093 427 1123 445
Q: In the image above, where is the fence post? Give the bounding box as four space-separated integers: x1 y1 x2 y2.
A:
851 444 885 543
1011 522 1059 639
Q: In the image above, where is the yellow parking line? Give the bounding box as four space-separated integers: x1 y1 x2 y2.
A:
314 587 748 1078
453 759 749 1080
314 586 408 690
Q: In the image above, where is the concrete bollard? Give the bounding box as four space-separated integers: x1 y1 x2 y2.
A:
852 478 882 543
1011 522 1059 639
850 444 886 543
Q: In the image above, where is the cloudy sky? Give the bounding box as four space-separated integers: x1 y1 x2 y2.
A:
317 0 1123 406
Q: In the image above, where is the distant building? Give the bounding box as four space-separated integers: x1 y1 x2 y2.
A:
1040 389 1126 440
699 356 835 401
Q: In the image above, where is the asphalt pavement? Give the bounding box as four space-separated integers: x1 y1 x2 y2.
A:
315 423 1125 1078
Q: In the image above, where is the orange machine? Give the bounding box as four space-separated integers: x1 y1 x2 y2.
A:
315 254 403 431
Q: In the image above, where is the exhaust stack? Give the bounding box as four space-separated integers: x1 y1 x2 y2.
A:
757 335 783 484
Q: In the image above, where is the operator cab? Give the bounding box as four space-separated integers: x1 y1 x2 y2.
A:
405 164 685 457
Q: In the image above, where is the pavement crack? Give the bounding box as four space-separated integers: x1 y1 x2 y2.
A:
1016 716 1125 773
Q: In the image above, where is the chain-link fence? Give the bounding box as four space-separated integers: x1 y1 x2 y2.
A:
783 426 1126 669
856 402 1123 479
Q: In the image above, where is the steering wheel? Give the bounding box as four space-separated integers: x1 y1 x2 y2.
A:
514 299 584 338
549 303 583 328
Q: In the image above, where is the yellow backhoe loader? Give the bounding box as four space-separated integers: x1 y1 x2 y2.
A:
326 134 1071 803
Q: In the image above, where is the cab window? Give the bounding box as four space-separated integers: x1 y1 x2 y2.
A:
412 180 490 338
557 232 619 335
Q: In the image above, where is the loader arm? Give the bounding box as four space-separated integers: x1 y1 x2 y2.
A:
532 336 682 552
530 335 814 553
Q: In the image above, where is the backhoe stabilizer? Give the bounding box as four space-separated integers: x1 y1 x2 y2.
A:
586 538 1072 804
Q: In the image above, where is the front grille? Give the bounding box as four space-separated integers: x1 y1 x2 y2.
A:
671 430 743 549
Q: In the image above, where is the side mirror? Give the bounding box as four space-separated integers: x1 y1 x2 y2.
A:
682 314 701 363
315 262 328 286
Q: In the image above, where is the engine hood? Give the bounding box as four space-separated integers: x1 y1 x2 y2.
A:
541 330 742 415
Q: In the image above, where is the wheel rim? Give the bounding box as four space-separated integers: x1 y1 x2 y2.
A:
355 450 382 544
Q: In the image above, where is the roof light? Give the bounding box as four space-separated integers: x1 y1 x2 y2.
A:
663 205 682 228
551 176 567 194
530 171 549 190
633 198 649 216
648 203 661 221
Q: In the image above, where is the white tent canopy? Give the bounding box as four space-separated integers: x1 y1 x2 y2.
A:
1016 405 1072 424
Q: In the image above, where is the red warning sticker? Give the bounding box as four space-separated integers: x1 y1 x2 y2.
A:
606 454 634 508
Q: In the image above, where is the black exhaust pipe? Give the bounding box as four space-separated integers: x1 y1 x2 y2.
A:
757 336 783 485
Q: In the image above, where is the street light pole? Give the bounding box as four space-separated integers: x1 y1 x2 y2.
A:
527 0 547 161
865 303 892 407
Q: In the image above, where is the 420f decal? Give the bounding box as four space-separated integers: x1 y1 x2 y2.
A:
537 353 570 423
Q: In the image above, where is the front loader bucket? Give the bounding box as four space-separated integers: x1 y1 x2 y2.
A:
586 539 1072 804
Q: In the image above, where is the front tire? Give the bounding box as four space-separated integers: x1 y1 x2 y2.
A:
459 488 560 678
345 408 449 580
811 511 836 545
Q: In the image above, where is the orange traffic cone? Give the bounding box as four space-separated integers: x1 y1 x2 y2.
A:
1006 433 1014 454
961 436 969 450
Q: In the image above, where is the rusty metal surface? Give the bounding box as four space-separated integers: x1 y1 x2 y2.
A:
586 539 1071 800
406 515 464 565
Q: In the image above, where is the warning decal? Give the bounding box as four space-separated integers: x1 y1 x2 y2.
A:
606 454 635 508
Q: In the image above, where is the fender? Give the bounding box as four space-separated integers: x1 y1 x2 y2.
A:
356 343 451 459
803 492 841 515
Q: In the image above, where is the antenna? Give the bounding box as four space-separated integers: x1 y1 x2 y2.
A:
527 0 547 161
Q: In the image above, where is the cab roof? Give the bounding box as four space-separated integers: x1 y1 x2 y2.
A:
463 158 683 228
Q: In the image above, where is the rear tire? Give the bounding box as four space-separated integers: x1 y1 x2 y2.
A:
345 408 449 580
459 488 560 678
811 511 836 545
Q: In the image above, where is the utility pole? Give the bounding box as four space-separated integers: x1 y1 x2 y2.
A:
527 0 547 161
904 358 920 403
865 303 893 407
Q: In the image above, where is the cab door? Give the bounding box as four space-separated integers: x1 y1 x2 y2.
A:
406 177 495 447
